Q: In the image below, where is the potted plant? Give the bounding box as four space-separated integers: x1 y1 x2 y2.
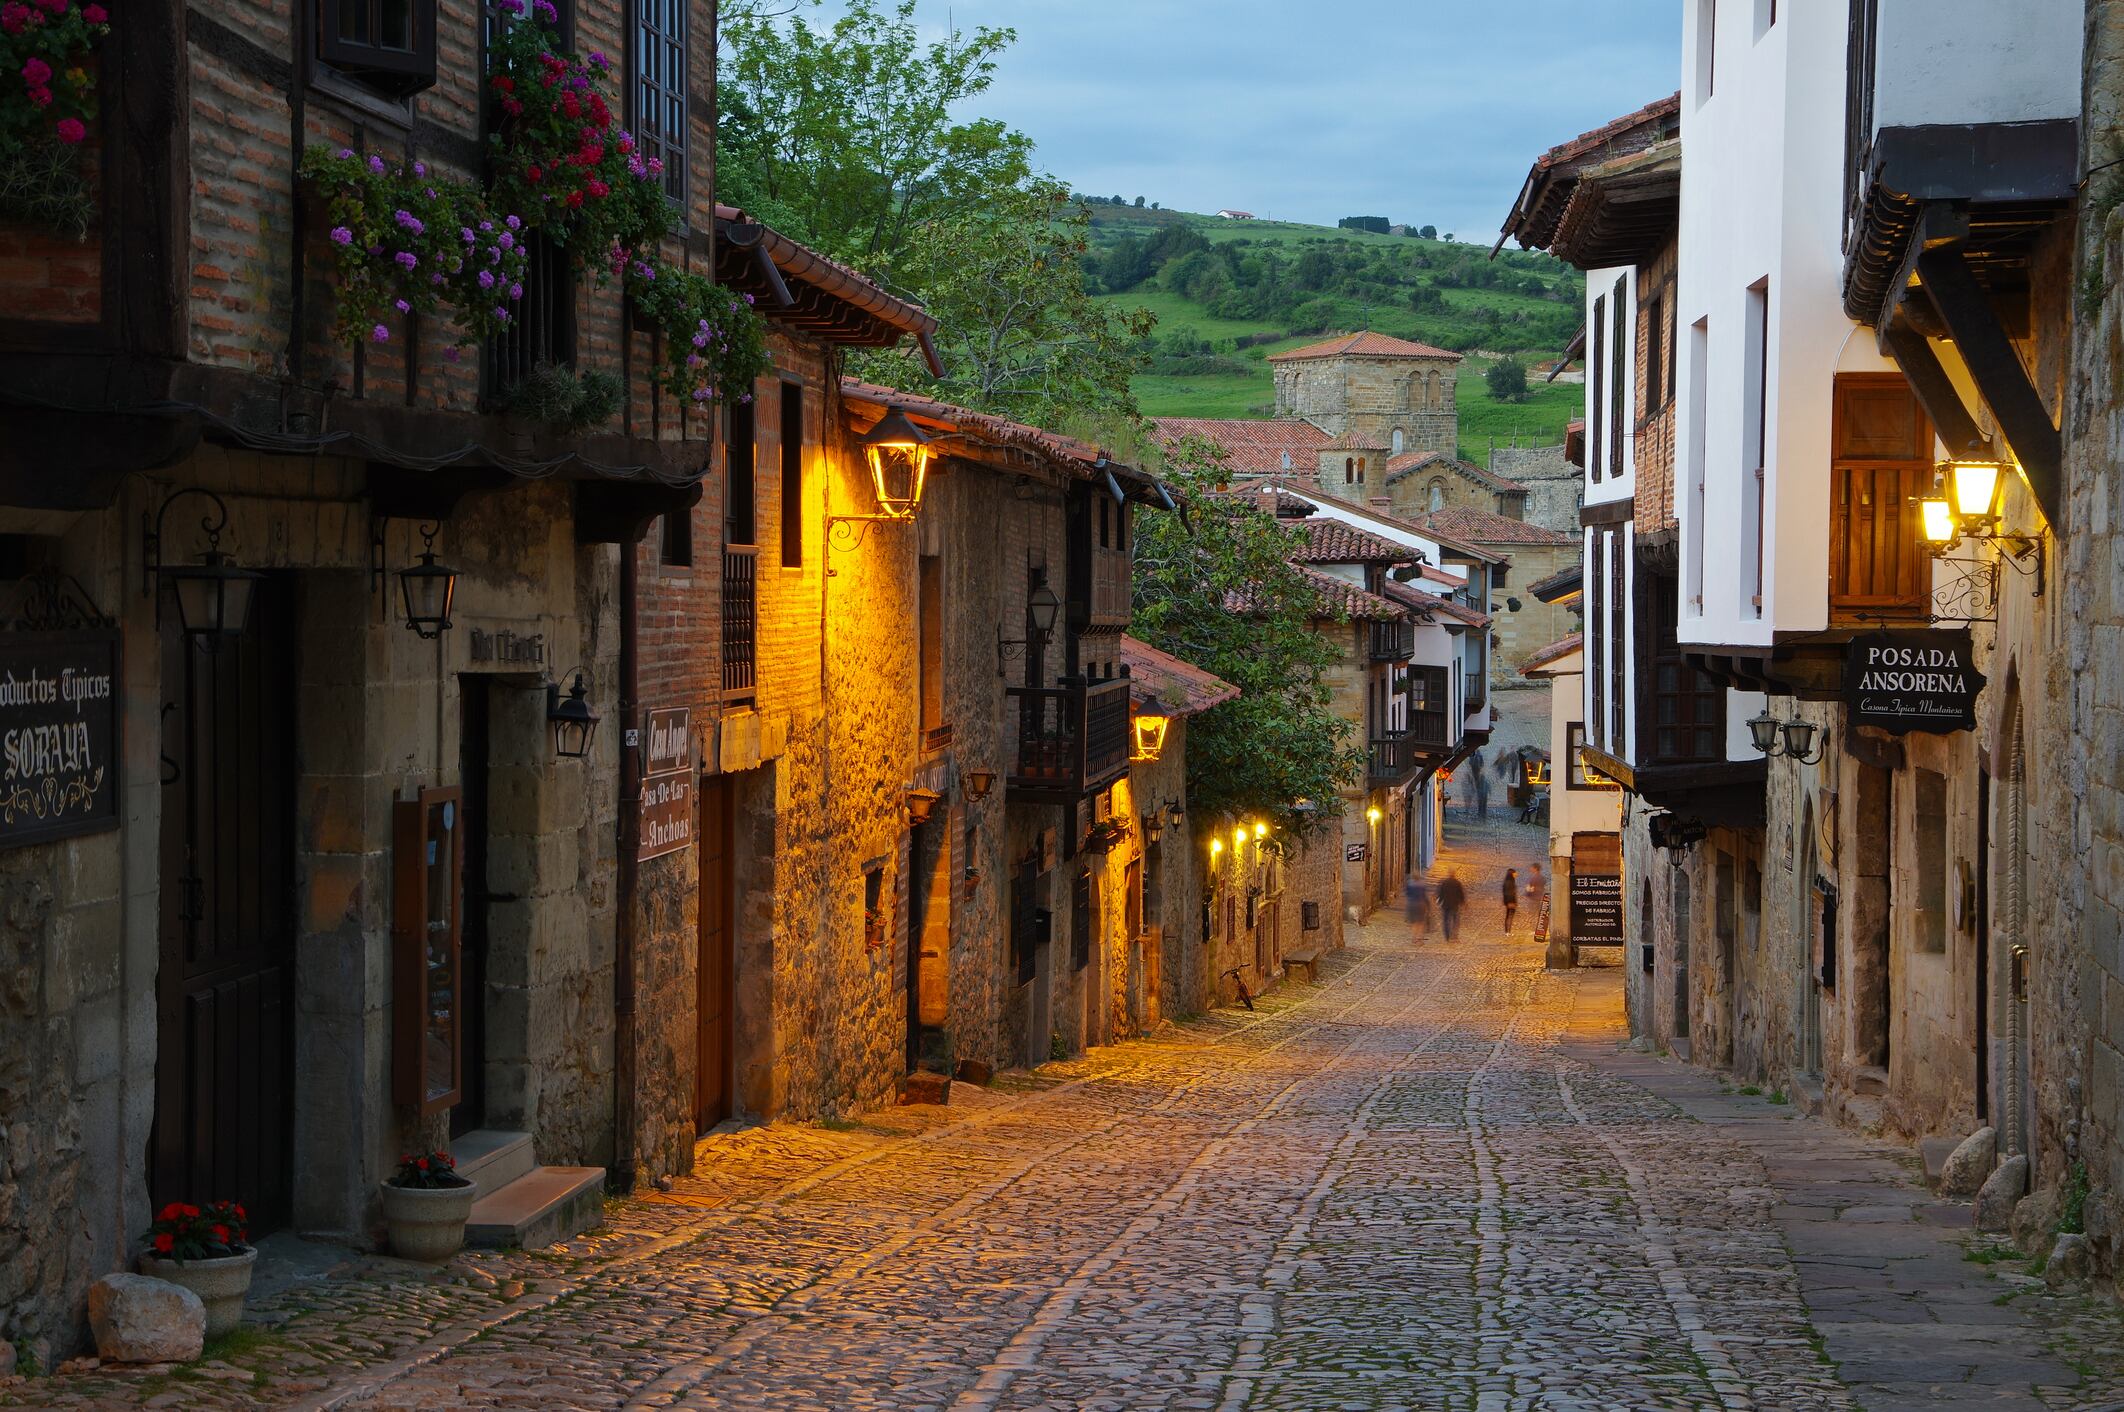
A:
1085 817 1129 854
379 1149 476 1261
138 1200 254 1338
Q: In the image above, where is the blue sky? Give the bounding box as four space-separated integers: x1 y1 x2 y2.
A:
791 0 1681 237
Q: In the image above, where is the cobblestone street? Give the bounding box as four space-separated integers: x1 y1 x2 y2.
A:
15 784 2124 1411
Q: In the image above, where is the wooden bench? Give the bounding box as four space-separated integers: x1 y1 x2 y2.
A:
1284 948 1324 984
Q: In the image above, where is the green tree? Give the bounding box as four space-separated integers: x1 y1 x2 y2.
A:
854 183 1153 424
1485 357 1529 403
1130 444 1364 840
1418 224 1438 240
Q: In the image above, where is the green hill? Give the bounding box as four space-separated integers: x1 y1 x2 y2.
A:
1078 206 1586 457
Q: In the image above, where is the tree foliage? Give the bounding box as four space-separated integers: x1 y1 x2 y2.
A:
1130 444 1365 840
1484 357 1529 403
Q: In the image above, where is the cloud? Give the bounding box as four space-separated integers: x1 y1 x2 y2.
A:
790 0 1679 234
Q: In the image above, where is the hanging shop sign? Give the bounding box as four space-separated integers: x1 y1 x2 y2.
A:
637 707 694 862
0 630 120 848
1844 629 1985 735
1569 832 1623 943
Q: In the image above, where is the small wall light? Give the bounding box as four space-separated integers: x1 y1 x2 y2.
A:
547 669 600 760
856 408 935 520
1210 837 1224 858
144 487 263 643
906 788 943 825
398 521 461 640
1130 713 1171 762
1252 821 1268 840
1165 799 1185 829
1366 805 1383 825
1232 824 1248 851
1946 458 2003 536
1747 707 1825 764
963 769 996 802
1919 497 1957 547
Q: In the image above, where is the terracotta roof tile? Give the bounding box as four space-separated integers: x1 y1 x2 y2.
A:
1413 506 1577 546
1117 636 1239 717
1520 632 1584 677
1384 452 1528 493
1382 579 1491 629
1244 478 1507 565
1228 564 1405 623
843 380 1150 489
1211 486 1318 518
1266 332 1463 363
1152 417 1330 478
1290 519 1415 566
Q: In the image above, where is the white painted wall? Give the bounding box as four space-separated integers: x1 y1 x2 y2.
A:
1539 654 1624 865
1584 265 1635 510
1871 0 2081 132
1676 0 1902 649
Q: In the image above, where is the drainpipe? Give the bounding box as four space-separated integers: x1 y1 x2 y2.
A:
613 540 640 1193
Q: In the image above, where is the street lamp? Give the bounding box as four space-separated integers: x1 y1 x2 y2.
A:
1131 712 1170 762
856 408 935 520
1165 799 1185 830
1747 707 1825 764
397 522 460 640
1945 458 2004 537
546 669 600 760
144 487 264 644
996 572 1065 676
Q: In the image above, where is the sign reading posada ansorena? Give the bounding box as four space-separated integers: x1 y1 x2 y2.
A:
1844 629 1986 735
0 630 120 848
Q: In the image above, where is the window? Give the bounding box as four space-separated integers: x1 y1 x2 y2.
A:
1914 769 1948 953
780 381 804 567
1427 480 1446 513
1589 293 1606 483
632 0 687 201
1071 865 1092 971
727 398 756 546
1566 723 1619 790
1652 577 1721 761
1685 317 1709 609
917 555 944 739
321 0 437 95
1609 533 1626 745
1696 0 1717 102
863 863 887 951
1010 859 1041 985
1609 290 1627 481
1344 456 1355 484
659 510 692 568
1098 496 1111 548
483 232 576 402
1392 428 1405 456
1829 373 1932 618
1755 0 1775 36
1124 858 1142 941
1642 290 1666 414
1586 533 1603 742
1741 279 1769 614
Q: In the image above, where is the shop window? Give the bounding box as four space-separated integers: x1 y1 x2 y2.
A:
632 0 688 201
320 0 438 95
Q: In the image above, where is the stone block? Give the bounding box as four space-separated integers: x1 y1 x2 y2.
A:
60 836 121 907
298 775 370 855
296 679 365 774
73 992 120 1085
87 1274 204 1364
2046 1232 2094 1286
1975 1154 2029 1233
300 854 367 937
1938 1126 1997 1197
2012 1181 2064 1254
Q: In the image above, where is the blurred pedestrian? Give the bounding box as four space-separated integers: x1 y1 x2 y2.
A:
1437 870 1466 940
1473 763 1491 821
1525 863 1548 918
1404 875 1433 940
1502 867 1520 934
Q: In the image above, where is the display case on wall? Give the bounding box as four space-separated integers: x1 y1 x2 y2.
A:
393 785 464 1116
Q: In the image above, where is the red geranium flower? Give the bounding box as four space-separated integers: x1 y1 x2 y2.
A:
491 76 514 93
560 92 580 118
212 1224 230 1244
153 1233 174 1254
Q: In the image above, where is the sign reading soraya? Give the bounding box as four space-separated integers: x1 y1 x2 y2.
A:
1845 630 1986 735
0 630 120 847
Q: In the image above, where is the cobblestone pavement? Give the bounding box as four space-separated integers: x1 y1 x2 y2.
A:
16 800 2124 1410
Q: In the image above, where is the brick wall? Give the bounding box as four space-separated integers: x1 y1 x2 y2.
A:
1633 240 1680 536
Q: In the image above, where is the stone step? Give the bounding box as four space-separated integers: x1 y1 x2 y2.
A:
452 1130 535 1194
1851 1064 1890 1096
1919 1135 1959 1184
466 1166 606 1251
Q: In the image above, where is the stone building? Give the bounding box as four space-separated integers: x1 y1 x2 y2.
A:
1487 442 1583 534
1407 506 1579 672
1268 332 1463 459
1383 451 1531 522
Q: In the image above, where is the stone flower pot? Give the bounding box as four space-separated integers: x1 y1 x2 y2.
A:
379 1178 477 1262
138 1247 256 1339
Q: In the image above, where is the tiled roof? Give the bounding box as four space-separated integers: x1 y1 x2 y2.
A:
1117 636 1239 717
1385 452 1527 493
1293 565 1406 623
1414 506 1577 546
1520 632 1584 677
1496 93 1682 256
1212 486 1318 519
1382 579 1491 629
1533 94 1682 174
1291 519 1414 566
1245 478 1506 565
1153 417 1330 478
1526 564 1583 603
1384 450 1448 480
1266 332 1463 363
843 381 1151 490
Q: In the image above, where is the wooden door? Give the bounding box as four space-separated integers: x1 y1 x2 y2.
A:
153 583 296 1229
695 774 734 1133
454 677 491 1137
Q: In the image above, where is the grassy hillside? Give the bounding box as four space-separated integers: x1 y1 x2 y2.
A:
1081 207 1586 456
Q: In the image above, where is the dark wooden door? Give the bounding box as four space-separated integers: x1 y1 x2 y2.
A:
695 774 734 1133
453 677 491 1138
153 583 296 1229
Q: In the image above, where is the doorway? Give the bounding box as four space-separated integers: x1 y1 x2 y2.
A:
1800 800 1823 1079
153 580 296 1230
1671 868 1691 1040
695 774 735 1133
453 677 493 1137
1999 704 2031 1163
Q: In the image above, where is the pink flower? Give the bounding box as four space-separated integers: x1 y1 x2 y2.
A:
25 85 49 107
0 6 27 34
22 56 52 86
82 3 105 18
54 116 83 143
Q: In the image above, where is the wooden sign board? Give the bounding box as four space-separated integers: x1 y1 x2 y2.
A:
639 768 694 861
1569 831 1624 943
1345 841 1368 863
1844 629 1985 735
0 630 120 849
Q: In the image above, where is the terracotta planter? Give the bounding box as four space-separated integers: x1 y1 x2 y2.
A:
379 1178 477 1262
138 1247 256 1339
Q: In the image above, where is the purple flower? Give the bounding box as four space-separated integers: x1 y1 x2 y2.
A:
692 388 709 402
395 298 410 313
461 227 475 243
329 225 353 246
478 269 496 289
497 231 514 250
531 0 556 18
395 251 418 270
424 188 436 199
431 273 445 286
589 51 608 69
509 283 523 299
372 324 390 343
504 214 521 230
479 220 493 232
413 161 426 177
691 330 708 348
494 308 510 324
368 155 386 174
444 346 460 362
337 147 354 159
742 293 754 305
393 210 424 235
498 0 522 12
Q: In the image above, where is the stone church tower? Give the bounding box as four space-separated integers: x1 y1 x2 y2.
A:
1268 332 1462 459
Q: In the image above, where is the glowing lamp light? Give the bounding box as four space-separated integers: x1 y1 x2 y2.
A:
1232 825 1248 851
856 408 934 520
1946 459 2003 533
1211 838 1224 858
1919 497 1956 546
1366 806 1382 825
1131 713 1171 762
1253 821 1268 840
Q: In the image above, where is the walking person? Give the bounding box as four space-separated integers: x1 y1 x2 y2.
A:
1525 863 1547 924
1404 875 1433 941
1501 867 1520 934
1437 869 1466 941
1473 763 1491 821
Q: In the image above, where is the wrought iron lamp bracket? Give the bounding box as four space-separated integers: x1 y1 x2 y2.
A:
141 487 233 603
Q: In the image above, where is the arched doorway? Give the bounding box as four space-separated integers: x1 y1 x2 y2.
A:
1997 697 2032 1164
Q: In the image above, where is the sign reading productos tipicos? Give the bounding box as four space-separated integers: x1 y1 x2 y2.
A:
0 631 120 848
1844 630 1985 735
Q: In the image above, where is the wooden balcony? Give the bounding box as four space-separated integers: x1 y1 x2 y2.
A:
1410 708 1450 750
721 545 757 701
1368 733 1421 788
1368 619 1414 662
1006 677 1132 802
1087 546 1131 630
1463 667 1486 717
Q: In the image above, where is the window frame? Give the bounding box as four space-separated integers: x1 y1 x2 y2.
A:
630 0 689 204
319 0 438 96
779 380 804 568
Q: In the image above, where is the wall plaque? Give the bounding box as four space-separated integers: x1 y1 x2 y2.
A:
1344 841 1368 863
0 630 120 848
1569 832 1623 942
644 707 691 778
1844 629 1985 735
638 769 694 861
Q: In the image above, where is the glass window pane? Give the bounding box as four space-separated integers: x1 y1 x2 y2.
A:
338 0 368 45
379 0 412 49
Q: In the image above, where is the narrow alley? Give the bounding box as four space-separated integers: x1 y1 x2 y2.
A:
15 776 2122 1411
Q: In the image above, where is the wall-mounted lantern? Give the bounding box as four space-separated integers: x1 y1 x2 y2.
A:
398 521 461 639
143 487 264 643
831 408 936 552
1130 712 1171 762
1917 458 2044 604
995 572 1064 676
1366 805 1382 826
906 788 943 825
963 769 996 802
1141 809 1164 842
1746 708 1825 765
546 669 600 760
1165 799 1185 830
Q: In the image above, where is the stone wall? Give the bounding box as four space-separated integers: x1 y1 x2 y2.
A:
1275 355 1459 458
1490 542 1582 669
1488 445 1582 534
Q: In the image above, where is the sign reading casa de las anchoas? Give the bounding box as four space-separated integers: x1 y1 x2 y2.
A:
1844 629 1986 735
0 630 120 848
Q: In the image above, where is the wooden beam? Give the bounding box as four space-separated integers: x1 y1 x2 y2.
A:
1881 320 1989 458
1914 243 2062 526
